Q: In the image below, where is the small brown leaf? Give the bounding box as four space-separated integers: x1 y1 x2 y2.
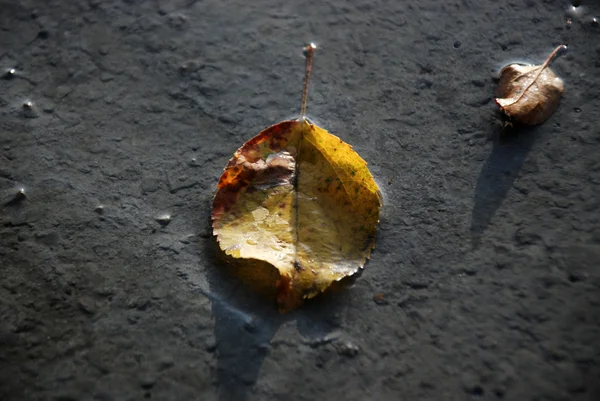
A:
495 45 566 125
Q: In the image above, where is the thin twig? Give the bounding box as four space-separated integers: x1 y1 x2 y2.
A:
300 43 316 119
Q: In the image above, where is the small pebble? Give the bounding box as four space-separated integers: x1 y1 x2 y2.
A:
94 287 114 297
461 372 485 396
336 341 360 357
403 279 429 290
243 317 258 333
78 297 97 315
568 271 587 283
100 72 114 82
373 293 389 305
156 214 171 226
139 375 156 389
127 315 139 325
41 102 56 113
157 357 174 370
307 332 341 348
204 337 217 352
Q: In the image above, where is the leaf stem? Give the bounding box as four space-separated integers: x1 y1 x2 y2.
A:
543 45 568 69
300 43 316 120
293 137 302 272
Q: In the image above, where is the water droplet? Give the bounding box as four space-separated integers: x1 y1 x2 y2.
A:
453 40 462 49
21 101 38 118
566 2 584 19
94 205 104 214
3 68 16 79
574 107 582 113
156 214 171 226
592 17 599 26
3 188 26 206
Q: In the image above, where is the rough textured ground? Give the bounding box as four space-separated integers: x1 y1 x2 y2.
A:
1 0 599 400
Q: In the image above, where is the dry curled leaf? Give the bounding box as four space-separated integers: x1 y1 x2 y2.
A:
495 45 566 125
212 44 382 312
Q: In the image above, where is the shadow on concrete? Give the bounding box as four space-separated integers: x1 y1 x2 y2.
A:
470 124 541 245
201 212 352 401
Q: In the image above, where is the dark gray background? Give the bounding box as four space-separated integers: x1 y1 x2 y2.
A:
1 0 599 400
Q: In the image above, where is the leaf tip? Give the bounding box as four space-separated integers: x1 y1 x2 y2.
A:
303 42 317 55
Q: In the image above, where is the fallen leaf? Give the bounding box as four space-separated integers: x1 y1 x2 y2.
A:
495 45 566 125
212 44 382 312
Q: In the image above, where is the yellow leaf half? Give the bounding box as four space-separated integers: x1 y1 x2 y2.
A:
212 119 382 312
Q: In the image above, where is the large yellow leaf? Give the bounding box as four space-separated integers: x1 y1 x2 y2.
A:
211 44 382 312
211 119 382 312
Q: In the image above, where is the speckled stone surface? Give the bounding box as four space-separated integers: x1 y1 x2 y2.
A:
1 1 599 400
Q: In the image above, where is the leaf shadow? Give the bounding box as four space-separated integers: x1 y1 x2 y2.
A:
201 214 353 401
470 123 542 246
